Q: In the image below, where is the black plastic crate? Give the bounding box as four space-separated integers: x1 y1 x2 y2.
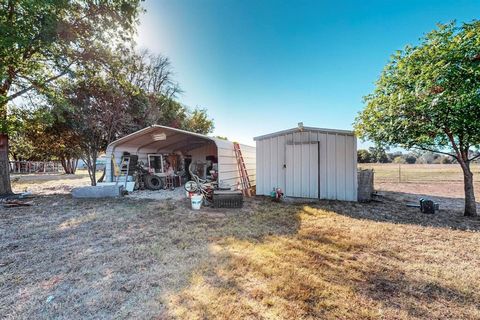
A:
213 190 243 208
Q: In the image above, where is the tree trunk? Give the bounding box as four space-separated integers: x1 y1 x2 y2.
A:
60 158 68 173
71 158 77 174
90 162 97 186
85 152 97 186
0 133 13 196
461 162 477 217
97 167 106 183
60 157 79 174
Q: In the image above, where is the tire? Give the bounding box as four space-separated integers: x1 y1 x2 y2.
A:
144 175 163 190
184 180 198 192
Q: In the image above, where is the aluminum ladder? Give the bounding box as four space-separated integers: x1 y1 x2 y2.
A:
233 142 251 197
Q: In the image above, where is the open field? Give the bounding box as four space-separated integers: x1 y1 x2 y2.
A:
358 163 480 183
10 171 91 195
1 173 480 319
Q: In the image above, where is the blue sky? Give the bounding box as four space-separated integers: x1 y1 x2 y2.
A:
136 0 480 146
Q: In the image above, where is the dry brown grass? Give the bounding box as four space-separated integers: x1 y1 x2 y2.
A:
165 201 480 320
11 171 91 195
1 174 480 319
358 163 480 183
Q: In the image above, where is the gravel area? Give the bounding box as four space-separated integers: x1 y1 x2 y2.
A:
126 187 187 201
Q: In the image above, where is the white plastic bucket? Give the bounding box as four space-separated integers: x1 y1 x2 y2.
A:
191 194 203 210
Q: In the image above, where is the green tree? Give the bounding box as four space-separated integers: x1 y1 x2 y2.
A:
392 156 406 164
357 149 372 163
182 107 214 134
0 0 142 194
368 145 389 163
404 154 417 164
355 21 480 216
51 68 131 185
7 105 81 173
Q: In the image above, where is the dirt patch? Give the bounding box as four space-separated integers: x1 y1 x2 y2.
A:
376 181 480 212
126 187 186 201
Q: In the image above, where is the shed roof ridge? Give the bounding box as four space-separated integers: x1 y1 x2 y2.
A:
253 126 354 140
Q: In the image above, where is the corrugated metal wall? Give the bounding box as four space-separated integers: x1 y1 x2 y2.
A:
256 130 357 201
216 140 256 189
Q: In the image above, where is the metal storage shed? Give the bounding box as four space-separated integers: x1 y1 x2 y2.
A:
254 126 357 201
105 125 256 189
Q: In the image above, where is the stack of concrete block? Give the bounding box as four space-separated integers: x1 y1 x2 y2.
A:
72 185 124 198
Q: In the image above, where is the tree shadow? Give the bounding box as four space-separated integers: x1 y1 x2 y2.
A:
310 192 480 232
361 271 478 319
3 194 478 319
163 203 480 319
0 195 302 319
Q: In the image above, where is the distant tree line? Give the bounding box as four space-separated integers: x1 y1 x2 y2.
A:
356 146 471 165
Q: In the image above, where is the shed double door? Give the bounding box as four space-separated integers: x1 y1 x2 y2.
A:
285 142 319 198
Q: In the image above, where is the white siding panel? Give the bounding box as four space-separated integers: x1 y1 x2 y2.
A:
271 137 278 190
217 141 256 190
318 133 327 199
309 142 319 198
257 140 264 195
336 135 346 201
293 143 302 197
345 136 355 201
263 138 271 193
278 134 286 192
301 143 310 197
285 144 294 197
326 134 337 199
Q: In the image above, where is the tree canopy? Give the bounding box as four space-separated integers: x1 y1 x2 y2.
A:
355 21 480 216
0 0 143 194
0 1 215 191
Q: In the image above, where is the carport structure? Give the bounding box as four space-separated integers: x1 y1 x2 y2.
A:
104 125 256 189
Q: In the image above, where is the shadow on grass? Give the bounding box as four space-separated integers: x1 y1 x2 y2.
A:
2 195 478 319
311 193 480 232
0 195 302 319
164 202 480 319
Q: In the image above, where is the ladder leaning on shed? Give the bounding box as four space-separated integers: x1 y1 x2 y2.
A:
233 142 252 197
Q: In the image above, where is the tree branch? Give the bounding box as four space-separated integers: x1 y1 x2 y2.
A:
5 67 72 102
469 153 480 161
411 146 457 158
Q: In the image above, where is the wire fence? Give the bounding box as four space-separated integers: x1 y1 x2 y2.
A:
9 161 64 174
357 163 480 183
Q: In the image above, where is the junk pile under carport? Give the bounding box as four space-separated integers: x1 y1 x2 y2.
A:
184 160 246 209
99 125 256 203
111 152 193 192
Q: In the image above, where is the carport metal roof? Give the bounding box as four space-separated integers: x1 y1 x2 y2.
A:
107 125 231 154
